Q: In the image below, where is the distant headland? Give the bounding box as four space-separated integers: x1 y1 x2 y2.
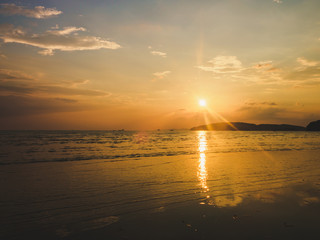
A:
191 120 320 131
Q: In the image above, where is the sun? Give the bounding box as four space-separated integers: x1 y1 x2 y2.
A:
199 99 207 107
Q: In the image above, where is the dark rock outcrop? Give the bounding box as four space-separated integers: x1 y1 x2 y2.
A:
306 120 320 131
190 122 306 131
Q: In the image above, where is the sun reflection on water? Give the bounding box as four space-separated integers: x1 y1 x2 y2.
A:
197 131 209 192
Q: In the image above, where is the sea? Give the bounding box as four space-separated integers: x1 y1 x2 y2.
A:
1 130 320 239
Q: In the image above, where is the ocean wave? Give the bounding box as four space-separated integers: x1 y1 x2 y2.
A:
1 131 320 165
0 151 194 165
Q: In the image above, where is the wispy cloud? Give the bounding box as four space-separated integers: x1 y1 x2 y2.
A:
0 24 121 55
153 71 171 79
245 100 277 106
234 100 315 126
285 66 320 84
237 104 289 123
296 57 318 67
0 68 110 97
252 61 280 73
0 3 62 19
0 95 84 117
253 61 273 69
197 56 243 73
0 68 34 82
197 55 287 87
0 53 7 59
70 79 90 87
47 26 86 36
151 50 167 58
0 80 110 97
281 57 320 86
273 0 283 4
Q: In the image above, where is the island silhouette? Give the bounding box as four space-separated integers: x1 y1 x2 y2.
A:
191 120 320 131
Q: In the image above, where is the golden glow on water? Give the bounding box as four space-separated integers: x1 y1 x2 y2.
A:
197 131 209 192
196 130 276 207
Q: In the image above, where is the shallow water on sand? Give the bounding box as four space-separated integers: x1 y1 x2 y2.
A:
1 131 320 239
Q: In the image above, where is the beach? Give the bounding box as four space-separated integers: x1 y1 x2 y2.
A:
1 131 320 239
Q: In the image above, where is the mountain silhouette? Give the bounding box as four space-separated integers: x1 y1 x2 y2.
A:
306 120 320 131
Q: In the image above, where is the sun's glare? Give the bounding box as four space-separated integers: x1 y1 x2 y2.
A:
199 99 207 107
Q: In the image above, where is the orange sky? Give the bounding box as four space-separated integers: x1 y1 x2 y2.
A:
0 0 320 130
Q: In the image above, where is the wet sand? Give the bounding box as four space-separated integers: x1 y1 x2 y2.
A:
1 150 320 239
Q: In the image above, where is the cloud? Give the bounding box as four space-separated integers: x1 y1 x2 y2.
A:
252 61 280 73
0 82 110 97
283 58 320 86
253 61 273 69
151 51 167 58
237 105 288 122
197 56 285 86
0 68 34 82
198 55 317 87
231 60 283 86
285 66 320 84
245 100 277 106
0 68 110 97
47 26 86 36
0 95 83 117
273 0 283 4
38 49 54 56
0 24 121 55
70 79 90 87
297 57 318 67
54 98 78 103
0 51 7 59
234 102 314 126
197 56 243 73
266 67 281 72
0 3 62 19
153 71 171 79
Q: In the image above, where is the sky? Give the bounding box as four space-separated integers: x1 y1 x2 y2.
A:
0 0 320 130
